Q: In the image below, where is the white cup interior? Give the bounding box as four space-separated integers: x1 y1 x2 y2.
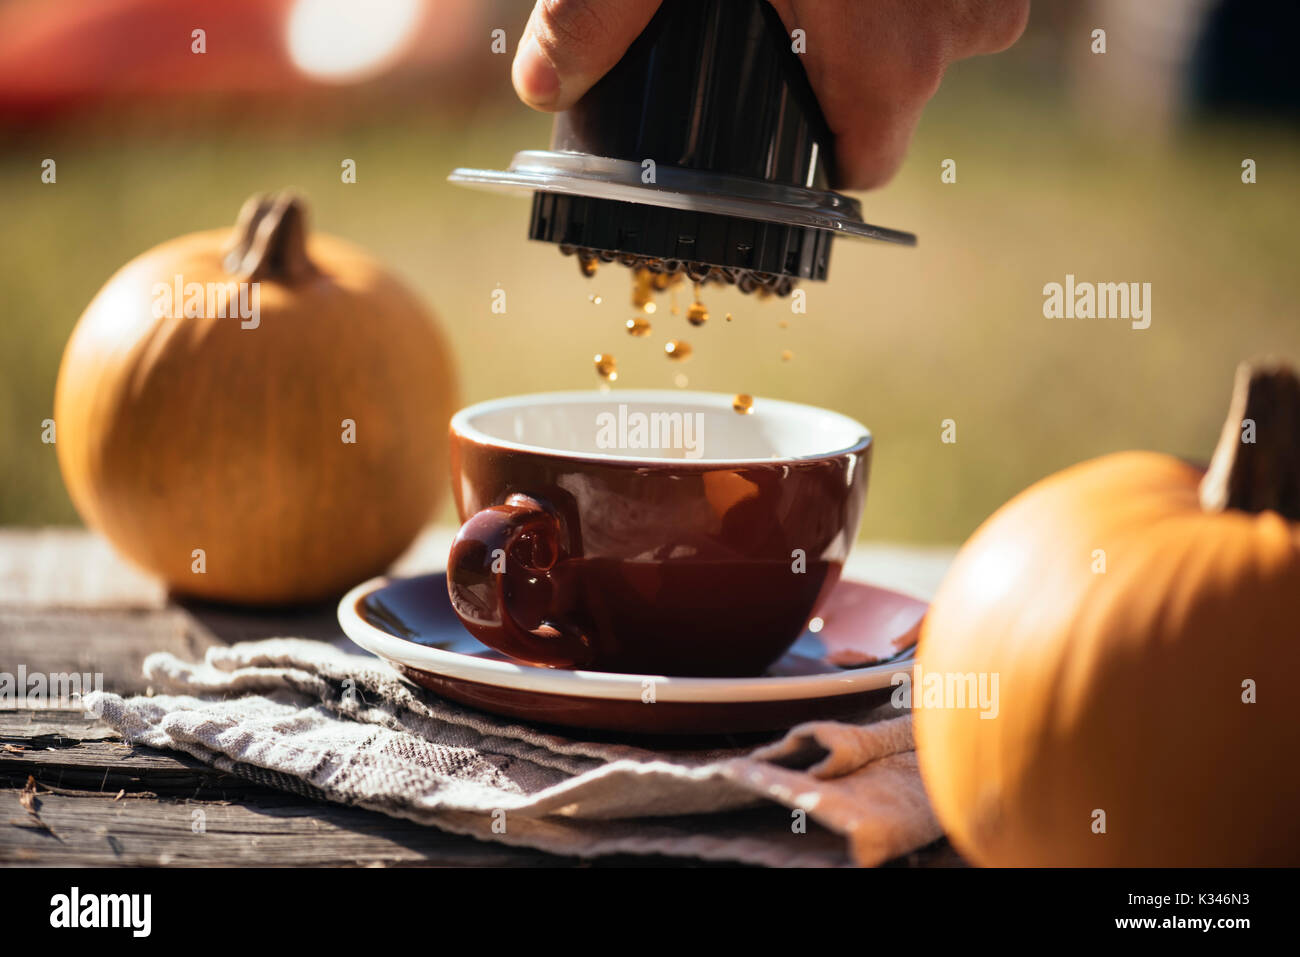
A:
451 391 870 464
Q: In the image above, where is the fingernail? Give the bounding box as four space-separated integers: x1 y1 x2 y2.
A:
513 33 561 109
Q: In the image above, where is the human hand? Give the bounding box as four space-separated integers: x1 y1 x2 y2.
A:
511 0 1030 190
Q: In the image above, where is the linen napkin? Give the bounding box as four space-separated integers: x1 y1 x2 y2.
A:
85 638 940 867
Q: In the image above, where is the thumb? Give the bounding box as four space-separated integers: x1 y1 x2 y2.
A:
512 0 662 111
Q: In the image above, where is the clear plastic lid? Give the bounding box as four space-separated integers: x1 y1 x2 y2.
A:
449 151 917 247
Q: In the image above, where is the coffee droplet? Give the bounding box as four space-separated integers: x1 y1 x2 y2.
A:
725 312 734 322
579 255 598 278
643 301 657 314
686 301 708 326
664 339 692 361
589 294 603 305
781 349 794 361
594 353 617 381
626 316 652 337
652 271 679 292
778 319 789 329
631 268 655 308
732 393 754 414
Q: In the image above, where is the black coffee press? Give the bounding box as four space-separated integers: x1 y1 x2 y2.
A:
450 0 915 295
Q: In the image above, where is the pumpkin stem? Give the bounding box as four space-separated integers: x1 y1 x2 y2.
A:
222 192 319 283
1199 359 1300 519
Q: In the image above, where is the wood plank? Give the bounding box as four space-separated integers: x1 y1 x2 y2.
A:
0 530 955 700
0 779 957 868
843 543 956 600
0 526 458 610
0 527 451 686
0 530 962 867
3 738 252 799
0 529 166 609
0 527 954 607
0 709 962 866
0 788 589 867
1 709 260 797
0 528 952 693
0 605 359 696
0 708 119 743
0 710 662 867
0 726 748 867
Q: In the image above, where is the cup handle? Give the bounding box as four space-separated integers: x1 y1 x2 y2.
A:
446 493 593 669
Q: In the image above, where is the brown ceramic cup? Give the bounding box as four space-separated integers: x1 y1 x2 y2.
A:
446 391 871 677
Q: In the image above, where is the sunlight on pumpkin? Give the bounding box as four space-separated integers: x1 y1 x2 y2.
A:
82 274 158 349
287 0 423 82
959 538 1025 608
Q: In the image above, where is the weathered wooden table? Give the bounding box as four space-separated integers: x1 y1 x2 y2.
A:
0 527 963 867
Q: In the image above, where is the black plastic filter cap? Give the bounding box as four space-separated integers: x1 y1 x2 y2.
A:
449 0 915 292
530 0 837 287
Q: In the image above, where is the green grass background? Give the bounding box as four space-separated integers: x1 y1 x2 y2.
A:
2 56 1298 543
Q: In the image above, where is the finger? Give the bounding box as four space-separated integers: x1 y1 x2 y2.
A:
771 0 1028 189
834 97 928 190
947 0 1031 58
832 1 1027 188
512 0 663 111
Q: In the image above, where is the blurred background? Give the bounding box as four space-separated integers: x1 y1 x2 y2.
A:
1 0 1297 543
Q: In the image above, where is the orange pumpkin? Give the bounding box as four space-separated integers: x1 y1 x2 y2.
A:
54 192 457 604
916 361 1300 865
